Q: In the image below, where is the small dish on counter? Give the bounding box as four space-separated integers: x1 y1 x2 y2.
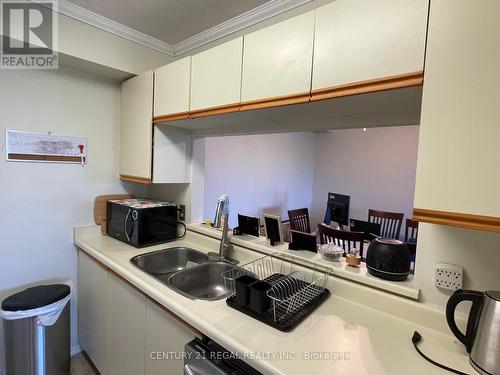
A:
318 243 344 262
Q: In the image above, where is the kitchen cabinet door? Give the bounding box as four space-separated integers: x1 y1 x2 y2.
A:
191 37 243 113
152 125 191 183
145 300 197 375
241 11 315 105
154 57 191 118
78 251 109 375
119 71 154 183
312 0 428 91
413 0 500 232
109 274 146 375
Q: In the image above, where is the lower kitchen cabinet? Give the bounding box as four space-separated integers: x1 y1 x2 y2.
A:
78 250 199 375
78 251 109 375
145 299 197 375
109 273 146 375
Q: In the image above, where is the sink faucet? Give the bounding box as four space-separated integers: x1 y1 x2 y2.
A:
208 195 239 264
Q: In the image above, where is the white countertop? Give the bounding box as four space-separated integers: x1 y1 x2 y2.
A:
74 226 474 375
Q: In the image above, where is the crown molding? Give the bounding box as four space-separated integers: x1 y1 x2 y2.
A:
173 0 313 55
57 0 175 56
51 0 313 57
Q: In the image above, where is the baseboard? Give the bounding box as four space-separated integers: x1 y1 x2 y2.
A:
71 344 82 357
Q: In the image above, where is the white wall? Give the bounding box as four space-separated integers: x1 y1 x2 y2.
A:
1 14 173 76
311 126 419 234
58 15 173 75
147 136 206 225
414 224 500 306
0 67 142 350
202 133 316 227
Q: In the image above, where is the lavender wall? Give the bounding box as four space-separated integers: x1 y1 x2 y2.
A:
310 126 420 234
203 132 316 227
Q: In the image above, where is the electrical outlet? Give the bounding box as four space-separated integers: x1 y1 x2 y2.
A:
178 204 186 221
435 263 463 291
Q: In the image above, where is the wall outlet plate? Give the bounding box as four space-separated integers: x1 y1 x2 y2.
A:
435 263 463 291
178 204 186 221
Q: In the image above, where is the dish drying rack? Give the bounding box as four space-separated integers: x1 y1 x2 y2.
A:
221 253 332 330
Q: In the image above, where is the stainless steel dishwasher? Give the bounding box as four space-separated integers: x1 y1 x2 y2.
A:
184 337 261 375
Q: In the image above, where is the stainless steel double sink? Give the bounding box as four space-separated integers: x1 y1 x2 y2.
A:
130 247 236 301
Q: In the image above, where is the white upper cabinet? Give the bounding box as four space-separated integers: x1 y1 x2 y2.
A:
152 125 191 183
414 0 500 227
154 56 191 117
120 70 191 184
190 37 243 111
241 11 315 102
312 0 428 90
119 71 153 181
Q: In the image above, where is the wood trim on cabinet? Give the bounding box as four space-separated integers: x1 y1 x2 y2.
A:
413 208 500 233
153 111 190 124
190 102 240 118
240 91 311 111
311 71 424 102
149 72 424 123
119 174 152 184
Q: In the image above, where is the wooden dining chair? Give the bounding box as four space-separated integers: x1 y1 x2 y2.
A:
405 218 419 266
404 218 419 243
318 224 365 258
288 208 311 233
368 209 404 239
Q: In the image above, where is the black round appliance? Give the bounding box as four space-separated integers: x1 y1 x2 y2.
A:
366 238 411 281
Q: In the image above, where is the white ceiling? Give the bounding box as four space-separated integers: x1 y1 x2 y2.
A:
66 0 269 45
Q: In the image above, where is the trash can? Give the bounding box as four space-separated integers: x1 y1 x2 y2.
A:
0 284 71 375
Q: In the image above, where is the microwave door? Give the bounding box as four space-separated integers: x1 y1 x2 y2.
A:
140 207 177 244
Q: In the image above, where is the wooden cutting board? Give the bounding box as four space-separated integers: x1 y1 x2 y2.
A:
94 194 133 234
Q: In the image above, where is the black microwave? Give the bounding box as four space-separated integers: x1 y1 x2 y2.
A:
107 199 179 248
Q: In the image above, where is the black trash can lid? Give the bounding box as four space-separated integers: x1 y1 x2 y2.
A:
1 284 70 311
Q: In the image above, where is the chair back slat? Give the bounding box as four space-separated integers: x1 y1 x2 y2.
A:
405 218 419 243
318 224 365 258
368 209 404 239
288 208 311 233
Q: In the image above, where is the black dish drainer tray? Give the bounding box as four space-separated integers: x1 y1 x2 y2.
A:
226 274 330 332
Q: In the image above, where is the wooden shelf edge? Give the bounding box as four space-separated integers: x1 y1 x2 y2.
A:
413 208 500 233
119 174 152 184
240 92 311 111
190 103 240 118
151 72 423 123
153 111 190 124
311 71 424 102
